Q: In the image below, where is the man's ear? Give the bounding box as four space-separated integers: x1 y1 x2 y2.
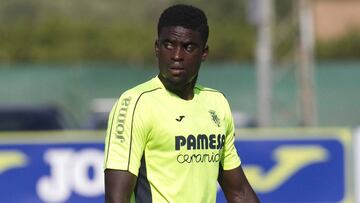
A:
155 40 159 57
201 45 209 61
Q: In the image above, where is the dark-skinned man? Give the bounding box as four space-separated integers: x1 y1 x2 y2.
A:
104 4 260 203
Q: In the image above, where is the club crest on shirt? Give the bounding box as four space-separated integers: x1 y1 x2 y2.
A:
209 110 220 127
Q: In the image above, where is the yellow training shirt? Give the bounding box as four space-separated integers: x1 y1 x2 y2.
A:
104 76 241 203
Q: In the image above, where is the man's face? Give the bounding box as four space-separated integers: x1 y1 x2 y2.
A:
155 26 208 89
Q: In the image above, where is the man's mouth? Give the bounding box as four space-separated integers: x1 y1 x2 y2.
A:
169 65 185 75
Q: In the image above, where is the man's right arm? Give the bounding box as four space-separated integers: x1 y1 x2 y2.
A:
104 91 148 203
105 169 137 203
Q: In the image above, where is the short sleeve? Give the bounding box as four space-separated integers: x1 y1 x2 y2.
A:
220 98 241 170
104 91 150 176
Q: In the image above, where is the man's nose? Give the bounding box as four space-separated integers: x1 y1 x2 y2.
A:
172 47 183 61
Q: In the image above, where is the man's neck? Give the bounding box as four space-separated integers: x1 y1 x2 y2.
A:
158 76 196 100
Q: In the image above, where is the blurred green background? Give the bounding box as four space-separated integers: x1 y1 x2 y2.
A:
0 0 359 128
1 0 359 63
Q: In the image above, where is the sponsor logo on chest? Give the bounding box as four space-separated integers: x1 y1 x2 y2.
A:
174 134 226 164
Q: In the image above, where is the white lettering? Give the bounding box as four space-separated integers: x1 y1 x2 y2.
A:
36 149 74 203
36 148 104 203
72 149 104 197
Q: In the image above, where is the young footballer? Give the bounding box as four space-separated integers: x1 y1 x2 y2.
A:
104 4 259 203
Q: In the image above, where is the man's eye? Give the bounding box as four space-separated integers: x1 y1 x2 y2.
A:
185 45 195 52
163 42 173 49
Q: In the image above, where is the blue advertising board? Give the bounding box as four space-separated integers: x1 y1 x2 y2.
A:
216 128 353 203
0 129 353 203
0 131 105 203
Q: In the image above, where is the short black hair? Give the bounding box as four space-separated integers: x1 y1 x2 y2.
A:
157 4 209 45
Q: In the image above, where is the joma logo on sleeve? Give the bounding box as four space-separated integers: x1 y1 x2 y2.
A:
115 97 131 138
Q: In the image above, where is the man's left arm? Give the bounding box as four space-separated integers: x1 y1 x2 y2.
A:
219 97 260 202
218 165 260 203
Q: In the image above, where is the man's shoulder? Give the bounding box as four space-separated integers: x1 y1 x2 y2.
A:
120 77 162 99
195 84 231 107
195 85 225 97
